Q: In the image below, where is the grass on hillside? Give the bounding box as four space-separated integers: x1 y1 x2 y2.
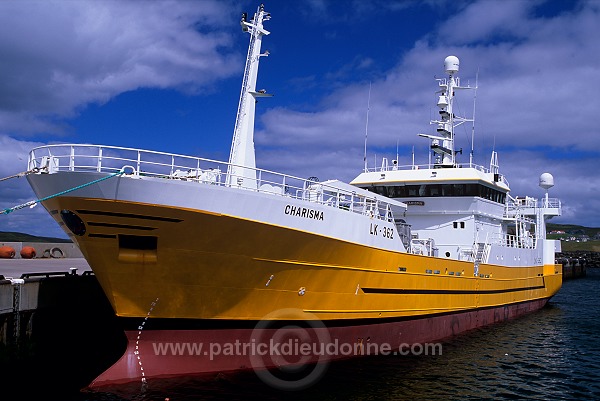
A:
559 239 600 253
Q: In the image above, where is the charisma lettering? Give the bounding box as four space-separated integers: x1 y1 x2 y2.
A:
284 205 324 221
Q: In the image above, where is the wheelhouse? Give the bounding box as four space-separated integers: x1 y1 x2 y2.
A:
359 182 507 204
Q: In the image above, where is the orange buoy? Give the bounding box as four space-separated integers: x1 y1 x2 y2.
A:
20 246 37 259
0 246 16 259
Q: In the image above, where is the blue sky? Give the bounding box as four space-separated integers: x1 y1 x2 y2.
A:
1 0 598 239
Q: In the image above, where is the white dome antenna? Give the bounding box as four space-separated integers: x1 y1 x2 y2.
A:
539 172 555 207
444 56 459 75
539 172 554 190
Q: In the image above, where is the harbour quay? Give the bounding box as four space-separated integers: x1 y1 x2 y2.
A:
0 256 126 395
0 240 83 259
556 251 597 279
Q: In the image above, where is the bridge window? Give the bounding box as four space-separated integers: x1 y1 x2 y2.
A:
361 183 506 204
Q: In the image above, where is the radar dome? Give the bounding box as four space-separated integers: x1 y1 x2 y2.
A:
444 56 459 74
539 173 554 190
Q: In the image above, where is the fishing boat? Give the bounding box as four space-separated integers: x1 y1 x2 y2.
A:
25 4 562 390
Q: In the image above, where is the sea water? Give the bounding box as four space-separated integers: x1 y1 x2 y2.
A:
36 269 600 400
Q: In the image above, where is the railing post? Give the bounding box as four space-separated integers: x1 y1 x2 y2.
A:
137 151 141 175
69 146 75 171
97 147 103 172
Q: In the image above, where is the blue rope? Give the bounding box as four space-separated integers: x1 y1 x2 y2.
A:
2 170 125 215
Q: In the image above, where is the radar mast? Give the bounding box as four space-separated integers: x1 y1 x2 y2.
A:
419 56 474 168
226 4 272 189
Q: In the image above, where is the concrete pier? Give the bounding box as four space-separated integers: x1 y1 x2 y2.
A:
0 258 126 396
0 257 91 279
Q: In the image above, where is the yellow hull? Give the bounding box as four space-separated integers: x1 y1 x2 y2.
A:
44 197 563 322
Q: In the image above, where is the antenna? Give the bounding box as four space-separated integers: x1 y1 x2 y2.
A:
470 68 479 166
489 133 497 172
428 143 431 167
363 82 372 172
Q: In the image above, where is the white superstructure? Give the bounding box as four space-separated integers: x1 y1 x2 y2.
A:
351 56 561 273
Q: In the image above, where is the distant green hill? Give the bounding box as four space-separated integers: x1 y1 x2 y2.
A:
547 223 600 238
543 223 599 252
0 231 71 243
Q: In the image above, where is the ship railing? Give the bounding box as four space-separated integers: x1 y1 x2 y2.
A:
458 247 474 262
504 196 561 218
410 238 436 257
364 160 509 185
27 144 396 223
366 161 493 174
490 232 537 249
542 198 561 208
507 195 538 208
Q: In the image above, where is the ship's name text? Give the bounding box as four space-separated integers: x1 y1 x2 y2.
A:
284 205 324 221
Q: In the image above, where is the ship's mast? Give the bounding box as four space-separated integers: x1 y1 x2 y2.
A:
437 56 459 166
419 56 473 168
226 4 271 189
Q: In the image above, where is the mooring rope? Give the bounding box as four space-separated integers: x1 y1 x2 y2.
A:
0 167 44 182
1 169 125 215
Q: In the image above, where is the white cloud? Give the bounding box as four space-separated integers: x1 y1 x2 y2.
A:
0 134 65 237
436 0 536 44
0 0 244 237
0 0 240 135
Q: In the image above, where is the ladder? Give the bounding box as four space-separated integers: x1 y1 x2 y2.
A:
473 242 485 275
473 232 490 276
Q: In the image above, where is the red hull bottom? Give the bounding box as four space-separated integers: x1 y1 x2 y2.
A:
89 298 549 389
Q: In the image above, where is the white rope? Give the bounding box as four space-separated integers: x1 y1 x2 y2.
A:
0 167 44 182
